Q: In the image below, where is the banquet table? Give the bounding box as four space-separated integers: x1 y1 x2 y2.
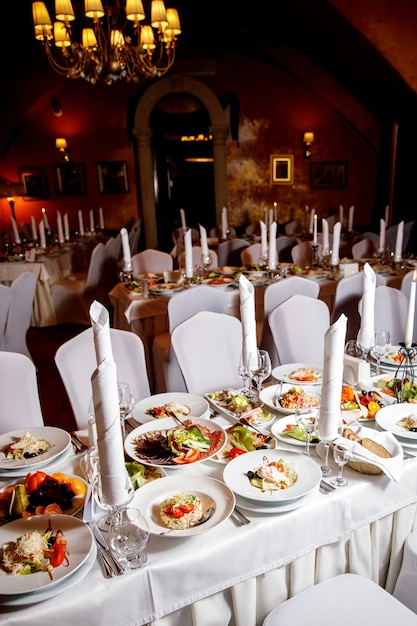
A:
0 241 95 327
2 420 417 626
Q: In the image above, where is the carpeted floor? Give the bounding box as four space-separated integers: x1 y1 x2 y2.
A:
27 323 90 432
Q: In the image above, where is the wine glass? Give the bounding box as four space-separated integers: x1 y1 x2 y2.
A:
201 252 212 275
295 390 321 457
109 507 150 570
316 411 335 477
118 382 134 439
95 466 135 531
331 443 353 487
344 339 363 358
248 349 272 402
238 351 252 398
371 329 391 375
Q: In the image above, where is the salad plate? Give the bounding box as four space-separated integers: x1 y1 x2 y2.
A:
131 475 235 537
375 404 417 441
369 346 417 368
210 418 277 464
124 416 227 468
260 383 322 416
222 449 322 504
359 374 403 403
0 443 74 480
272 363 323 385
205 390 276 425
132 392 210 424
148 283 184 297
0 427 72 471
0 514 93 595
271 415 320 447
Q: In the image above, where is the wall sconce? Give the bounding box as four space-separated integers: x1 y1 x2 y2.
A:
303 132 315 159
55 138 71 162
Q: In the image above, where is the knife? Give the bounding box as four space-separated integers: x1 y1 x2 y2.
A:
83 486 114 579
92 524 125 575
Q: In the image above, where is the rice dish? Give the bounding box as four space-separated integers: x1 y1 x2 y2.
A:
159 493 203 530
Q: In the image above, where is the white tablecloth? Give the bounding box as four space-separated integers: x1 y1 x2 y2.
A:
1 430 417 626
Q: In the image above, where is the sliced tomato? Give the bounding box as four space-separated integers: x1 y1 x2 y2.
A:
51 536 67 568
229 447 246 458
184 449 200 463
27 471 48 493
178 503 194 514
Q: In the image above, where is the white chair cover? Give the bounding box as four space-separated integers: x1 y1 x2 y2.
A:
101 236 122 306
0 352 44 435
373 285 409 345
263 574 417 626
3 272 37 359
0 284 12 351
352 231 380 245
55 327 151 429
128 219 141 255
269 294 330 365
152 286 230 393
401 271 417 344
178 246 218 270
260 276 320 367
209 226 237 238
241 243 262 266
217 238 250 266
131 249 173 275
290 241 314 266
171 311 243 396
393 529 417 614
245 223 261 236
276 236 297 263
51 242 106 325
284 220 301 235
351 238 377 259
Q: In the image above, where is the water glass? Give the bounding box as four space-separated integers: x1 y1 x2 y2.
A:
248 349 272 402
331 443 353 487
109 507 150 570
295 391 320 457
118 382 134 439
372 329 391 375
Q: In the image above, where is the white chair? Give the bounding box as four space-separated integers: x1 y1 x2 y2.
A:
263 573 417 626
0 284 12 350
241 243 262 265
131 249 173 275
171 311 243 396
351 238 378 259
276 236 297 263
269 294 330 365
260 276 320 367
178 246 218 270
100 235 122 306
291 240 314 266
373 285 409 345
0 352 44 435
209 226 237 239
129 219 141 255
284 220 301 235
401 271 417 344
51 242 106 325
55 327 151 429
217 238 250 266
393 529 417 614
331 271 386 341
152 285 230 393
352 231 380 245
245 223 261 236
2 272 37 359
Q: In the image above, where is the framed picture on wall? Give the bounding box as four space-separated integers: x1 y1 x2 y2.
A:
270 155 294 184
19 167 49 200
54 162 87 195
97 161 129 194
310 161 348 189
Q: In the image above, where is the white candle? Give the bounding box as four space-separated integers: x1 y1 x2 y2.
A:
348 205 354 232
405 271 417 347
78 210 84 236
313 214 318 245
260 220 268 259
31 216 38 241
331 222 341 266
273 202 278 223
11 217 21 244
184 228 193 278
268 221 277 269
199 224 209 257
339 205 344 227
221 207 228 238
89 209 95 232
322 218 329 254
99 207 104 229
394 220 404 262
269 208 273 228
41 208 50 231
39 219 46 249
120 227 132 271
379 218 386 251
57 211 64 244
64 213 70 241
180 208 186 230
385 204 389 225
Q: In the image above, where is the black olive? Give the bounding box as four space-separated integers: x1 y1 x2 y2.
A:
37 449 44 455
258 445 268 450
410 428 417 432
247 471 255 479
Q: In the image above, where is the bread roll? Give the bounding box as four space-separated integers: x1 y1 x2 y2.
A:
342 428 392 459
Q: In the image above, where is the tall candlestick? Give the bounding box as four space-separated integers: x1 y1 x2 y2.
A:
348 205 354 232
273 201 278 223
99 207 104 229
405 271 417 347
57 211 64 244
309 208 315 234
39 219 46 249
64 213 70 241
339 205 344 227
41 207 50 231
268 221 277 269
78 210 84 237
89 209 95 232
379 218 386 252
199 224 209 258
313 214 318 245
31 216 38 241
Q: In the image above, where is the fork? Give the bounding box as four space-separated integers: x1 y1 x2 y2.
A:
319 480 336 494
231 506 251 526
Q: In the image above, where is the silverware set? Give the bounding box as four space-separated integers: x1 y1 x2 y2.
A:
319 480 336 494
230 506 251 526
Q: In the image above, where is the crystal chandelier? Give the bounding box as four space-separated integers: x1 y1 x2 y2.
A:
32 1 181 85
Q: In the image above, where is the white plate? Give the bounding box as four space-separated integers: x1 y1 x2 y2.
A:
359 374 400 404
375 404 417 440
260 383 322 415
124 416 227 468
0 427 72 470
234 489 318 514
132 392 210 424
202 277 235 289
272 363 323 385
0 443 74 479
210 419 277 464
0 514 93 595
215 266 240 275
148 283 184 297
271 415 320 447
370 346 416 368
0 544 96 607
131 475 235 537
223 449 322 504
205 391 276 425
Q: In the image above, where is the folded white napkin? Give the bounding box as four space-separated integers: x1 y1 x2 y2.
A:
64 213 70 240
99 207 104 230
184 228 193 278
200 224 209 257
357 263 376 352
395 220 404 262
339 205 344 226
89 209 95 233
309 208 315 234
379 218 386 251
317 314 347 441
239 274 257 370
348 205 355 232
221 207 228 239
57 211 64 244
333 423 402 482
120 227 132 272
322 218 329 255
11 217 20 244
78 210 84 237
260 220 267 259
180 208 187 230
331 221 341 265
90 301 129 507
31 216 38 241
268 221 277 269
39 219 46 249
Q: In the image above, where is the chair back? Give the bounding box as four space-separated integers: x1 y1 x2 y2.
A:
260 277 320 367
129 219 141 255
55 327 151 429
0 284 12 350
351 239 377 259
352 231 380 245
85 242 106 289
209 226 237 239
217 238 250 266
291 241 313 266
373 285 409 345
276 236 297 263
172 227 199 246
132 249 173 275
241 243 262 266
0 352 44 434
3 272 37 359
178 246 218 270
269 294 330 365
284 220 301 236
171 311 243 395
168 285 229 332
245 223 261 236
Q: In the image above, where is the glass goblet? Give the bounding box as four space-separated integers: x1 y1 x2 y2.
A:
371 329 391 375
118 382 134 439
201 252 212 274
316 413 335 477
248 349 272 402
238 351 252 398
109 507 150 570
295 390 321 457
331 443 353 487
95 468 135 531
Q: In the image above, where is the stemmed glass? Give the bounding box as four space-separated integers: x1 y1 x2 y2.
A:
331 443 353 487
118 382 134 439
371 329 391 375
316 411 335 477
238 351 253 398
295 390 321 457
94 464 135 531
248 349 271 402
201 252 213 275
109 507 150 570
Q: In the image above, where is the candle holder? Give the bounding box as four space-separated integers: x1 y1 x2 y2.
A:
311 244 319 268
394 343 417 403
